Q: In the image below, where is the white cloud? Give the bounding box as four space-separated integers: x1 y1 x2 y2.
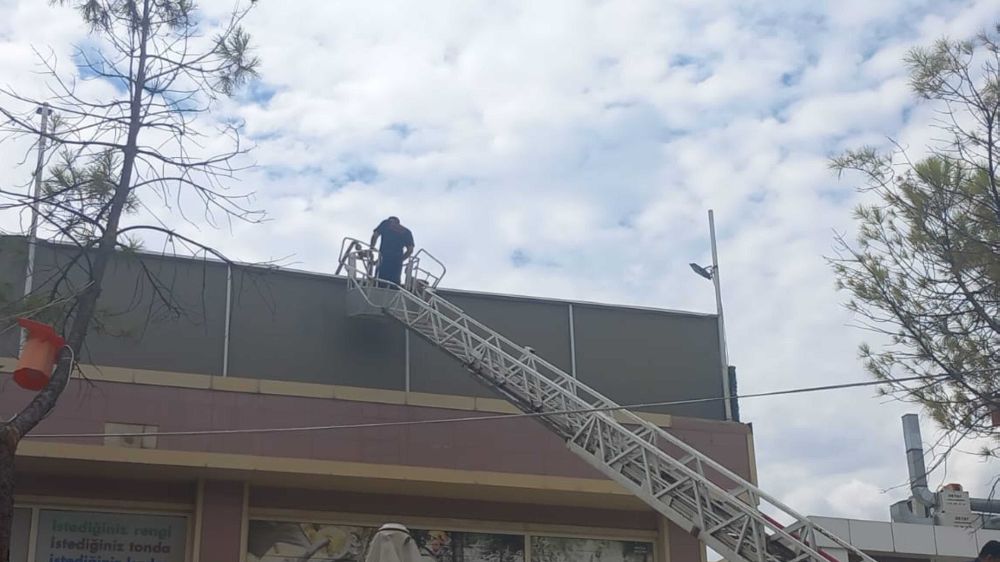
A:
2 0 999 526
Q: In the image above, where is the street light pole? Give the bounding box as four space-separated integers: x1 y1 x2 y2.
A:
21 103 54 348
708 209 733 421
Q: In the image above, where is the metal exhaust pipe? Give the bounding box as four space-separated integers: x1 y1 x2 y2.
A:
902 414 936 507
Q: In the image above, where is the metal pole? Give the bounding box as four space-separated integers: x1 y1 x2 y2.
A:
222 264 233 376
20 103 53 349
568 303 577 378
709 210 733 421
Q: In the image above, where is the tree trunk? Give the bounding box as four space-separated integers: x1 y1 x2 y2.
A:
0 350 73 562
0 2 152 556
0 424 18 562
0 236 123 560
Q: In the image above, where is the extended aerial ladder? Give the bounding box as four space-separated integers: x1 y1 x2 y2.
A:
337 238 875 562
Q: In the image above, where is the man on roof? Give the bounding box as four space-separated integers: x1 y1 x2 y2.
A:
370 216 414 287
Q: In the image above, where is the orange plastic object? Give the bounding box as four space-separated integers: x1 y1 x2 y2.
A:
14 318 65 391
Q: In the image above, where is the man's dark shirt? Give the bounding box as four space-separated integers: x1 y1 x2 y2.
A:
375 220 414 258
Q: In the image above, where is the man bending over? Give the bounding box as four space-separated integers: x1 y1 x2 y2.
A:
370 216 414 287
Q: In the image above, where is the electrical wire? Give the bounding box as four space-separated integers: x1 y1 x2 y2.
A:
26 373 952 440
0 282 95 336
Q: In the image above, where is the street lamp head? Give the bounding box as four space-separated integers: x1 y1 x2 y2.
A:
689 262 715 280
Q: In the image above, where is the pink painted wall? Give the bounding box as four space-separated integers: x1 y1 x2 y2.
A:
7 376 751 562
3 380 754 483
667 525 704 562
16 472 196 503
199 480 244 562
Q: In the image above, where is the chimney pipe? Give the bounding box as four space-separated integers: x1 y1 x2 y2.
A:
902 414 936 507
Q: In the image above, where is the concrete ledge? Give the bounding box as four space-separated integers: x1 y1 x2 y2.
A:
134 370 211 390
334 384 407 405
16 441 648 510
1 357 682 428
474 397 521 414
407 391 476 411
260 379 336 399
211 376 259 393
78 363 133 383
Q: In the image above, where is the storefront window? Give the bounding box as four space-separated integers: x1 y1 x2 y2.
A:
248 521 374 562
410 529 524 562
248 521 527 562
34 509 187 562
248 520 655 562
530 535 653 562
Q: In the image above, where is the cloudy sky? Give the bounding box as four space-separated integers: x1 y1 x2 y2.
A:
2 0 1000 524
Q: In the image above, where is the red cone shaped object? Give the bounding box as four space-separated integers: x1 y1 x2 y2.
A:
14 318 65 391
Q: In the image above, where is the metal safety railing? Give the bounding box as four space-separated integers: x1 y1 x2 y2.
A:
338 238 875 562
337 237 445 295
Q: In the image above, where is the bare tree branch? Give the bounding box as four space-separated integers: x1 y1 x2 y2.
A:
0 0 263 556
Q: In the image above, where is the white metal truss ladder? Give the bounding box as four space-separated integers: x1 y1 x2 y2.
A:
338 238 875 562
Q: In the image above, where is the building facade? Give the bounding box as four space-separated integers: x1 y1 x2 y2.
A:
0 238 756 562
810 515 1000 562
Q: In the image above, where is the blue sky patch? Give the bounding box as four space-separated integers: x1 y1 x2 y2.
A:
387 122 414 139
244 79 279 105
73 43 129 93
510 249 530 268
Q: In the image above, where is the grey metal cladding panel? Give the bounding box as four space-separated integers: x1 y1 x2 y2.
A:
227 271 406 389
0 237 28 359
38 245 228 375
409 291 572 397
572 305 726 419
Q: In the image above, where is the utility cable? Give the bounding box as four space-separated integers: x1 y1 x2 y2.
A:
26 373 952 439
0 282 95 335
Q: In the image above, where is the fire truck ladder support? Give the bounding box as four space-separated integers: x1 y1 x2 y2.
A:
338 238 874 562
